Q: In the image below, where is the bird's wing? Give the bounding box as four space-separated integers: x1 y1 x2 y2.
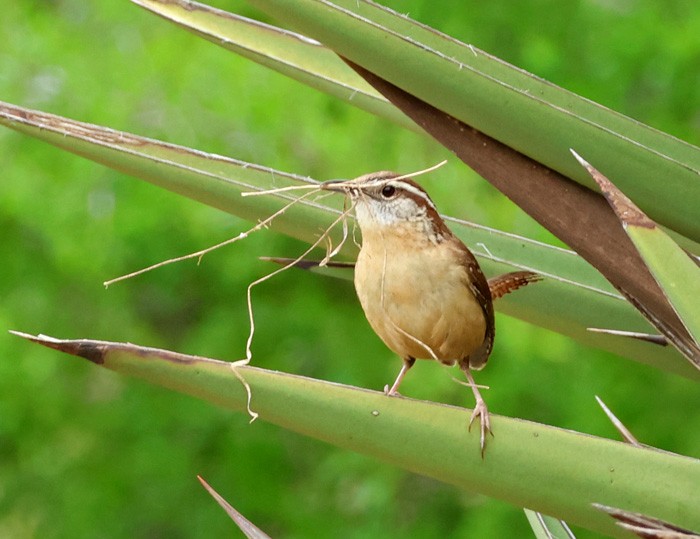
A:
460 245 495 370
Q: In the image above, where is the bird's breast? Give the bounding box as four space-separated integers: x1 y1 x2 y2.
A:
354 228 487 363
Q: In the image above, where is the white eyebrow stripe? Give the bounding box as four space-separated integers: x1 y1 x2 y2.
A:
358 176 438 212
394 181 437 211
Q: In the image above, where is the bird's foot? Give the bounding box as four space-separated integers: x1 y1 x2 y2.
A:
383 384 401 396
468 398 493 457
384 358 415 396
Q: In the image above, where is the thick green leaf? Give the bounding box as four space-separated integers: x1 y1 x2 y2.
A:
13 332 700 538
131 0 417 132
1 100 695 378
243 0 700 243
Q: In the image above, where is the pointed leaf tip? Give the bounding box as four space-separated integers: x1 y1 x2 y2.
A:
10 331 106 364
593 503 700 538
571 149 654 229
197 476 272 539
594 395 641 447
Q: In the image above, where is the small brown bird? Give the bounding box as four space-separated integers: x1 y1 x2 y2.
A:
322 171 539 454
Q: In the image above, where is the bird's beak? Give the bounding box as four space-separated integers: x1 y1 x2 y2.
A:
320 179 347 192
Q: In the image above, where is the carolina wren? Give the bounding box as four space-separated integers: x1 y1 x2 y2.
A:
322 171 539 454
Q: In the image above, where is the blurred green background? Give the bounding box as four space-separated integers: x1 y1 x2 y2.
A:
1 0 699 537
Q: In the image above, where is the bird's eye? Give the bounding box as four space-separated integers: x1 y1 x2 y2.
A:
381 185 396 198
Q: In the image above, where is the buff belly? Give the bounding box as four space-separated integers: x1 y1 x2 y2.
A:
354 235 486 364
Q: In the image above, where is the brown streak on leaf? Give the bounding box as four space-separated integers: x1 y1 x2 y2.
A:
67 342 107 364
9 331 222 367
0 103 145 147
10 331 107 364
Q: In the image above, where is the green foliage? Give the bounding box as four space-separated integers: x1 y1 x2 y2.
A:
13 332 698 537
2 0 699 537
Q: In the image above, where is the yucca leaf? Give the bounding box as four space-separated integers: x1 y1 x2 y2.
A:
12 331 700 538
131 0 416 132
2 100 695 378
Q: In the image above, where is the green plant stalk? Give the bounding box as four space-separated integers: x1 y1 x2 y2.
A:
13 332 700 538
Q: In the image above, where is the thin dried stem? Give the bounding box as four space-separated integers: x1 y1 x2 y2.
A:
451 376 490 391
320 197 351 266
229 199 354 421
351 225 361 249
103 189 321 287
229 359 259 422
241 203 356 364
323 160 448 192
103 180 352 421
244 160 446 199
393 159 447 181
241 183 320 197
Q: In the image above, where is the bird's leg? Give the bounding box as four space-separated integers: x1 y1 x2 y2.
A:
463 367 493 456
384 357 416 396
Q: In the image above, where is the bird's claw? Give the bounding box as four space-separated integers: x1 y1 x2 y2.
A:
468 399 493 457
